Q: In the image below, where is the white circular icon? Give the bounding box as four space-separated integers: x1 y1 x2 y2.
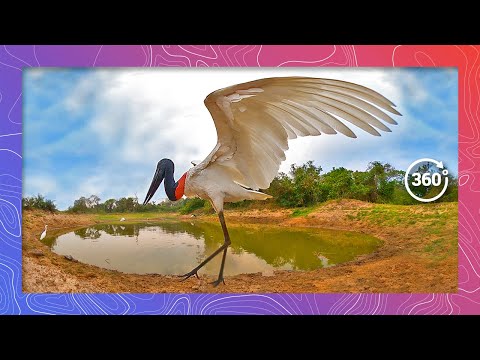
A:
404 158 449 203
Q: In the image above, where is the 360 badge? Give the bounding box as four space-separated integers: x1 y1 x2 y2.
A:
404 158 449 203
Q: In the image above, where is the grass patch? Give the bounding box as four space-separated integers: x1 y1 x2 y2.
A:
424 239 443 253
352 202 457 227
94 212 176 222
290 207 316 217
347 202 457 262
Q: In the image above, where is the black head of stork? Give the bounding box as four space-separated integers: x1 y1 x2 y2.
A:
143 158 187 205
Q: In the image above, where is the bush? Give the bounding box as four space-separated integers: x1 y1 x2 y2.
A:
225 200 253 209
180 198 207 214
22 194 57 212
266 161 324 207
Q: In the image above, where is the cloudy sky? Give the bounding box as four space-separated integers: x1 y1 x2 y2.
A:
23 67 458 210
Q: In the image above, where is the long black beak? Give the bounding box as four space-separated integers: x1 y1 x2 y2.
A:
143 163 165 205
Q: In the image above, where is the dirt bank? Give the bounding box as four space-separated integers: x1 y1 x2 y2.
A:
23 200 457 293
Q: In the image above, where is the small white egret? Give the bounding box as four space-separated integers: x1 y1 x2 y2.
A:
120 217 126 222
40 225 48 240
143 76 401 286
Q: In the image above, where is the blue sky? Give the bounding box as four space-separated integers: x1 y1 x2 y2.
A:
23 67 458 210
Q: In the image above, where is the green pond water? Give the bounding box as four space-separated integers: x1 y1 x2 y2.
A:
43 221 382 276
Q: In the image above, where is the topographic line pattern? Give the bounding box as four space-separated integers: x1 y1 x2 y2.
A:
0 45 476 314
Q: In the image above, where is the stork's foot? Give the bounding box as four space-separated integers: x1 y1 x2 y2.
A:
178 270 200 281
210 277 225 287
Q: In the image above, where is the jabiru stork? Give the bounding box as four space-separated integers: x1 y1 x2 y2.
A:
143 76 401 286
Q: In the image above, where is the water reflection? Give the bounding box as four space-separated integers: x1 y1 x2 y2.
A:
43 221 381 276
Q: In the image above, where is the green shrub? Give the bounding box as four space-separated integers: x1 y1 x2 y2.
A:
22 194 57 212
180 198 207 214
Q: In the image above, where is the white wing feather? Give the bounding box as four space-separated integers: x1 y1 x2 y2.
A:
197 77 401 191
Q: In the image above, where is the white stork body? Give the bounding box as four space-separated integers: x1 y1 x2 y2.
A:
184 165 271 213
143 76 401 286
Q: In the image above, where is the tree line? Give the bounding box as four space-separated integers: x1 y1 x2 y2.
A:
23 160 458 214
265 160 457 207
22 194 58 212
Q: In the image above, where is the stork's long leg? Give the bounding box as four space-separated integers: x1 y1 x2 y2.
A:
211 247 228 287
179 211 231 284
210 211 231 286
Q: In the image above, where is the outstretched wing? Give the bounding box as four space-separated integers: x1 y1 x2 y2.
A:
197 76 401 190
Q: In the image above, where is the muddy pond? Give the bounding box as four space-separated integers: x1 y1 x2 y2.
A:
43 221 382 276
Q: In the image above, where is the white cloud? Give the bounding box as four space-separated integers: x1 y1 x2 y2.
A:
24 175 57 197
